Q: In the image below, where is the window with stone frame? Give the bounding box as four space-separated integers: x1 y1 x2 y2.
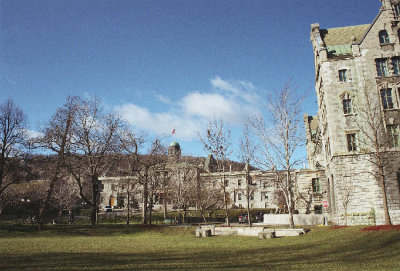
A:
339 69 348 82
347 133 357 152
376 58 389 76
224 179 229 187
238 193 242 201
393 57 400 75
379 30 390 44
343 98 353 114
237 179 242 187
395 4 400 16
387 124 400 147
381 89 394 109
263 182 268 189
314 205 323 214
397 170 400 194
312 178 321 193
250 193 254 201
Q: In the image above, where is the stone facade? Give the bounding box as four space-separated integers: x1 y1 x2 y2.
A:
98 147 328 218
309 0 400 225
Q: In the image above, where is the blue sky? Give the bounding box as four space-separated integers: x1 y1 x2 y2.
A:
1 0 381 160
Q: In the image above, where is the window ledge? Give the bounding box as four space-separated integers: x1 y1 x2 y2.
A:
379 43 395 49
344 113 354 116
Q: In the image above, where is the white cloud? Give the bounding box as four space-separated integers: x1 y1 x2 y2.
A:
25 129 44 138
211 76 258 104
115 76 260 142
116 103 199 140
181 92 242 122
155 94 173 105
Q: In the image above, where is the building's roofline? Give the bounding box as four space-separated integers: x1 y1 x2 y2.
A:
357 8 383 45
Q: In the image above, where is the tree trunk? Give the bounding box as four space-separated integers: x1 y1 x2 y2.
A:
246 170 252 227
222 170 230 226
163 193 167 220
287 170 295 229
142 175 148 224
380 166 392 225
38 109 73 231
201 208 207 223
127 190 130 225
149 192 153 225
91 175 99 225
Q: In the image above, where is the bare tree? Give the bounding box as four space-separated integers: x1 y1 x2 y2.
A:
66 97 124 225
354 86 397 225
33 96 78 229
117 177 140 225
0 99 27 209
250 82 305 228
337 177 356 226
121 132 166 224
51 177 81 223
196 180 223 222
170 166 198 223
199 119 232 225
238 123 257 227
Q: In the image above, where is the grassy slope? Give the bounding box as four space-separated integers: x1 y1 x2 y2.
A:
0 225 399 270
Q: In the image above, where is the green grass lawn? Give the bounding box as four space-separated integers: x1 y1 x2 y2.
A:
0 224 399 270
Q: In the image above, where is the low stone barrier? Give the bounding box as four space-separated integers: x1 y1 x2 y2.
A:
275 228 305 237
196 225 306 238
214 227 237 236
263 214 325 226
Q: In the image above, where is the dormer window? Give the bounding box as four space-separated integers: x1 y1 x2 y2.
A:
379 30 390 44
339 69 347 82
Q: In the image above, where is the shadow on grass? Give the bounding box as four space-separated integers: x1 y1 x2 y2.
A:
0 226 400 270
0 224 194 237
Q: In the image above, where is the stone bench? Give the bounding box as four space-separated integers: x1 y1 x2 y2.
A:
196 228 212 237
258 231 276 239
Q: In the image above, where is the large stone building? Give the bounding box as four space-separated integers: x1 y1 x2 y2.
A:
99 141 328 219
309 0 400 225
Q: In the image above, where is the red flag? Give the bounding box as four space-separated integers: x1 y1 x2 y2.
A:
172 129 175 135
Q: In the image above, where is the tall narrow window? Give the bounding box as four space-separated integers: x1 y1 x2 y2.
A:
379 30 390 44
343 98 352 114
387 124 400 147
395 4 400 16
397 170 400 194
393 57 400 75
381 89 394 109
376 58 388 76
347 133 357 152
312 178 321 193
339 69 347 82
